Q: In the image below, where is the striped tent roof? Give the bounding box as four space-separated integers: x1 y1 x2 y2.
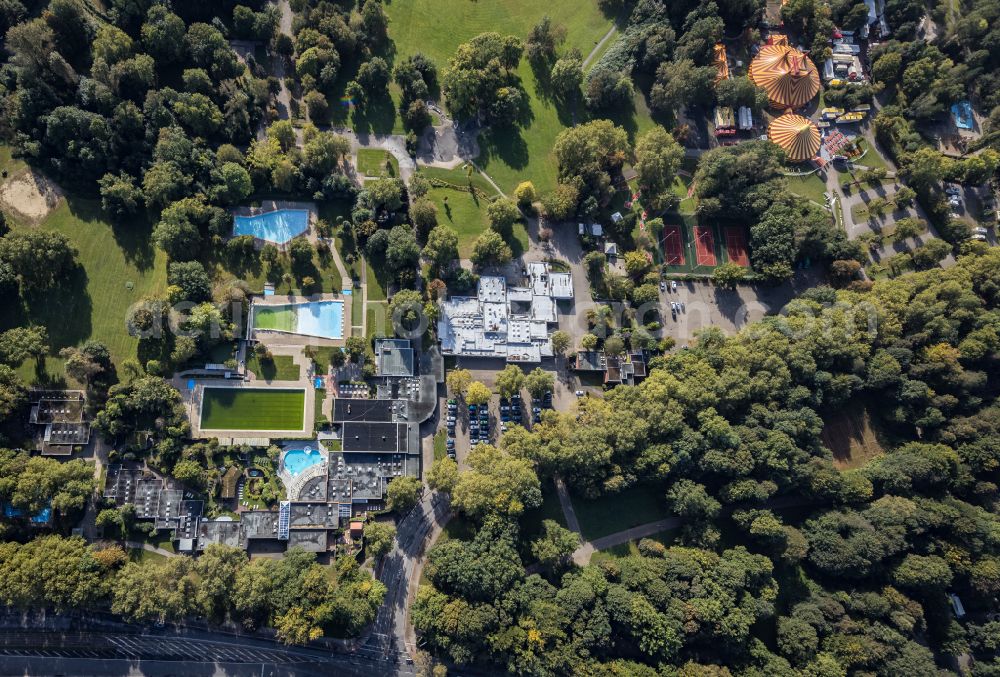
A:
749 44 820 109
768 113 821 162
713 43 729 83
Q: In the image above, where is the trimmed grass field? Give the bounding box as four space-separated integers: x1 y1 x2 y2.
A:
1 193 168 380
367 302 388 339
433 429 447 461
245 354 301 381
417 166 529 256
365 257 387 301
253 306 296 332
200 388 305 431
786 171 829 205
570 484 669 541
384 0 653 193
357 149 400 177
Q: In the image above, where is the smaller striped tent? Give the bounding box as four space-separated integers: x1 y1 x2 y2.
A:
768 113 821 162
713 43 729 83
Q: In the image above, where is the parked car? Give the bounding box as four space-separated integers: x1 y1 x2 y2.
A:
671 280 677 291
575 390 585 397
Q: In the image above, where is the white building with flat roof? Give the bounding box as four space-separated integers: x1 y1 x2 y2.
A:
438 263 572 363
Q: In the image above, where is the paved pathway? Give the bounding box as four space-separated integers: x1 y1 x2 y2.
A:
553 477 582 534
124 541 177 558
261 0 295 135
587 518 682 551
583 24 618 69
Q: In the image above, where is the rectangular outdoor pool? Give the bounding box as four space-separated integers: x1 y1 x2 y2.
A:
233 209 310 244
253 300 344 340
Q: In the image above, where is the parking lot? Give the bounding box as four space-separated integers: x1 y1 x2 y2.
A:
443 386 557 469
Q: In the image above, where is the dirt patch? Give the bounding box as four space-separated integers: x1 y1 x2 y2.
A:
0 168 64 223
821 402 886 470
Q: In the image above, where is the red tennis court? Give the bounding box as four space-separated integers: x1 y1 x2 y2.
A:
693 226 717 266
662 224 685 265
724 226 749 266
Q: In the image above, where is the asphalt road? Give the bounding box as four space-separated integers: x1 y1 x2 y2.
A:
360 491 451 667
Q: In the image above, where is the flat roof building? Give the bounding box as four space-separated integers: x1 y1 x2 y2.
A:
374 338 415 378
27 390 90 455
341 422 410 453
332 398 398 422
439 263 572 363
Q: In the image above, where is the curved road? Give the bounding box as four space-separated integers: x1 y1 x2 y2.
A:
360 491 452 665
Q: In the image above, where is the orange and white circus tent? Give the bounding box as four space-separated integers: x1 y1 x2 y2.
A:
749 44 820 109
768 113 821 162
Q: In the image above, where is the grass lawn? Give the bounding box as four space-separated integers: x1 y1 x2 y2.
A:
433 429 447 461
317 199 361 281
670 166 697 214
315 389 328 426
311 346 344 374
384 0 653 193
127 548 167 564
0 144 26 175
356 149 400 177
214 244 342 297
429 186 492 256
351 292 363 326
520 485 568 540
2 196 168 378
200 387 305 430
245 354 301 381
365 258 387 301
570 483 669 541
786 171 828 205
252 306 296 332
367 303 388 339
417 167 529 257
853 138 891 174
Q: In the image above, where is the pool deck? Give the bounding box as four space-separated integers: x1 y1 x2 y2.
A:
177 346 318 440
250 293 350 348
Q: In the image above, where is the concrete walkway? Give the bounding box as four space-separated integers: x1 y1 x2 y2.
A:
553 476 582 534
124 541 177 558
583 24 618 70
587 518 683 551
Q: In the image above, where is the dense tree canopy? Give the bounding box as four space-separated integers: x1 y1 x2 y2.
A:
416 247 1000 674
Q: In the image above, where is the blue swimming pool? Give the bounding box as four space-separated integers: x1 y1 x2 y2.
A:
295 301 344 340
233 209 310 244
283 445 324 477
